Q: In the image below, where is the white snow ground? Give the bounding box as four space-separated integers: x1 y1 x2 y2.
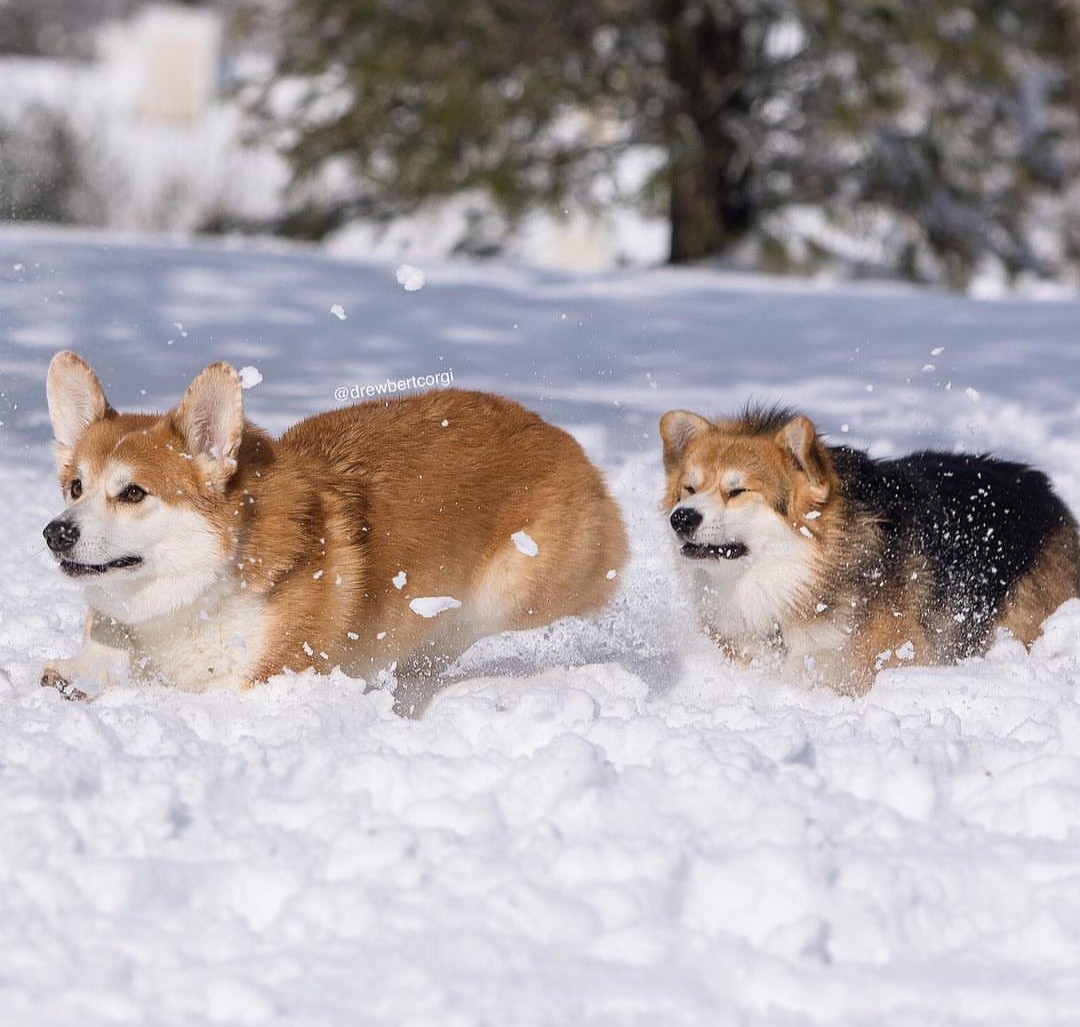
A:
3 229 1080 1025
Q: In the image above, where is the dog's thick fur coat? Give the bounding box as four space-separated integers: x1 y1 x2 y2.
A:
43 352 627 709
661 405 1080 693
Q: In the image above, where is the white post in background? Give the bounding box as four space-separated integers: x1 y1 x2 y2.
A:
136 3 223 124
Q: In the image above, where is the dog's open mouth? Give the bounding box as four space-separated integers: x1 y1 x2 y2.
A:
59 556 143 577
680 541 748 560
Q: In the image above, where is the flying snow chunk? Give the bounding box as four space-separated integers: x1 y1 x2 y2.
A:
396 264 426 292
511 530 539 557
330 303 347 320
409 596 461 618
606 569 618 580
965 387 981 402
392 570 407 590
238 365 263 389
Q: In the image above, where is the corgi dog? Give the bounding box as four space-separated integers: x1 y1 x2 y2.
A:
660 404 1080 694
42 351 627 711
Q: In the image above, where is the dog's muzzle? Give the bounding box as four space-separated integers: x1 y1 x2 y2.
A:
44 516 143 575
669 506 748 560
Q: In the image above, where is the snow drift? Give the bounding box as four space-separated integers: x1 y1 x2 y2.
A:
2 230 1080 1025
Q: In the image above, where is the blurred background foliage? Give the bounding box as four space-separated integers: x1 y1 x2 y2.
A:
2 0 1078 290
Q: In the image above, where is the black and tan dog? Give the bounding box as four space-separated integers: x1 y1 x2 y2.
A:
660 405 1080 694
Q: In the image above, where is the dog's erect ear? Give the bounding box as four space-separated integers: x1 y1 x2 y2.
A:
659 410 712 471
777 415 830 501
46 350 112 472
173 362 244 489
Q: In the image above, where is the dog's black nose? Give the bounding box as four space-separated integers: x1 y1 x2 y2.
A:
670 506 703 537
44 518 79 554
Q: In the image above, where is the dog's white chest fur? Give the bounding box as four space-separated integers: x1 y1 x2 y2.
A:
681 539 857 681
682 521 814 633
686 561 791 648
129 585 268 692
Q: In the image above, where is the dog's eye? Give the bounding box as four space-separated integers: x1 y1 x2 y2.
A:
69 478 82 500
118 484 148 504
682 484 696 496
728 488 748 498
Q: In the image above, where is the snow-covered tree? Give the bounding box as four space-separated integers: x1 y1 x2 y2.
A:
790 0 1080 286
263 0 1080 285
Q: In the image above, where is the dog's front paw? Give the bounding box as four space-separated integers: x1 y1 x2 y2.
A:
41 666 89 702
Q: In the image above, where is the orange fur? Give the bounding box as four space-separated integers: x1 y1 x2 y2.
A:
43 352 626 709
996 522 1080 646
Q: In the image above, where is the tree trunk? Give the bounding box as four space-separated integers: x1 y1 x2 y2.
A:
669 159 721 264
661 0 755 264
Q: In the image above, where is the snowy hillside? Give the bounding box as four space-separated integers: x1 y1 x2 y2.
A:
3 228 1080 1025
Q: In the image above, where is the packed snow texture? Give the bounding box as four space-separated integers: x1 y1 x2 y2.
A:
3 231 1080 1025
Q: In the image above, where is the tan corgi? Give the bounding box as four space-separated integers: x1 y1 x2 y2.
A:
42 351 627 712
660 404 1080 694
